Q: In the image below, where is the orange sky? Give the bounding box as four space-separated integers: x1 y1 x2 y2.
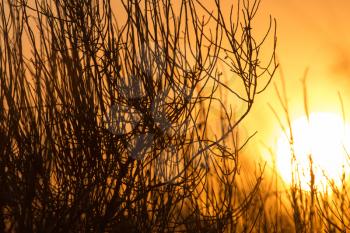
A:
240 0 350 161
263 0 350 81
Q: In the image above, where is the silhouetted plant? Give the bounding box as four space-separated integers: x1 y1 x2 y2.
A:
0 0 276 232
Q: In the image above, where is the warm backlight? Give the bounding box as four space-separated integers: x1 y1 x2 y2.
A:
276 112 350 191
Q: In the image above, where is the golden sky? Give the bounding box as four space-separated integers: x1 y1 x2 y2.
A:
264 0 350 80
240 0 350 161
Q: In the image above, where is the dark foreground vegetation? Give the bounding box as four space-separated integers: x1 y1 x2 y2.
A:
12 0 350 232
3 0 350 232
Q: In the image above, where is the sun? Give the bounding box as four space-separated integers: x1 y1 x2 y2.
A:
276 112 350 191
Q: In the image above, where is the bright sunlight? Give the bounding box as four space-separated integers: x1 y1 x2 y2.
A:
276 112 350 191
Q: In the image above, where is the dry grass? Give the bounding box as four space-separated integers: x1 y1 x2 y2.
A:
264 68 350 233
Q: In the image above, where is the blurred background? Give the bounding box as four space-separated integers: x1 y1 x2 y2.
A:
241 0 350 163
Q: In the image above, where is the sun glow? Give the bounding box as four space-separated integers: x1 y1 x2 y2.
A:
276 112 350 191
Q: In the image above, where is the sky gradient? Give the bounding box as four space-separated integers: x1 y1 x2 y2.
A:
240 0 350 162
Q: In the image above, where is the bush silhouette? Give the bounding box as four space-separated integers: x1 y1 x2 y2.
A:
0 0 276 232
